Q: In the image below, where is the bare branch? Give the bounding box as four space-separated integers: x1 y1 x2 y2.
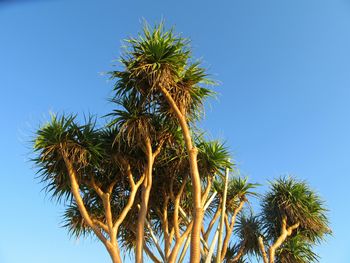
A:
221 200 245 260
229 240 246 263
107 180 118 195
144 243 162 263
268 215 300 263
93 219 109 233
258 236 268 263
204 206 221 241
61 153 108 246
90 176 105 198
113 168 145 231
201 177 213 206
145 218 167 262
174 178 188 239
153 138 165 158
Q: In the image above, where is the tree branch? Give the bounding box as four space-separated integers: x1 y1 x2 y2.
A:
167 222 194 263
61 153 108 246
159 84 203 263
221 200 245 261
113 165 144 231
228 240 246 263
153 138 165 158
92 219 109 233
268 215 300 263
145 218 167 262
201 177 213 206
204 206 221 241
144 243 162 263
173 178 188 239
258 236 268 263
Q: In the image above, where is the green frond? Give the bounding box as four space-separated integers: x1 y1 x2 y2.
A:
234 214 262 257
224 244 249 263
33 114 105 202
261 176 330 243
197 139 232 177
62 202 94 238
107 94 155 146
276 235 319 263
213 176 258 213
110 21 215 124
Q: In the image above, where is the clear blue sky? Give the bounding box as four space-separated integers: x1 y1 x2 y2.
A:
1 0 349 262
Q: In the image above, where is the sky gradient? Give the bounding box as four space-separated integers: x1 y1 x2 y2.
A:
1 0 350 262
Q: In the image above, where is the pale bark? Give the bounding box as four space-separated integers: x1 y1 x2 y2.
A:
258 236 268 263
203 191 217 211
205 229 219 263
220 200 245 261
216 166 229 263
92 219 109 233
90 178 117 246
257 215 300 263
145 217 167 262
178 206 208 256
167 183 216 262
113 166 144 231
204 206 221 242
167 222 194 263
178 235 191 263
228 240 246 263
62 153 122 263
62 150 148 263
268 215 300 263
165 178 191 263
135 138 164 263
170 177 188 240
201 178 213 207
136 139 154 263
106 243 123 263
144 244 162 263
158 196 172 259
159 85 203 263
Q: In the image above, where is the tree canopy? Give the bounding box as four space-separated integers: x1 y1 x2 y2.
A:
33 22 331 263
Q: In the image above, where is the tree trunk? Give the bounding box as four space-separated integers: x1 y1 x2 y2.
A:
136 140 154 263
268 217 299 263
159 85 203 263
62 154 123 263
229 241 246 263
107 244 123 263
216 165 229 263
220 201 245 261
188 148 203 263
167 224 193 263
258 237 268 263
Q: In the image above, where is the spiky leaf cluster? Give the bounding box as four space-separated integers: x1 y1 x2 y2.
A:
34 115 146 239
276 234 319 263
32 23 331 263
234 214 262 257
211 177 258 215
111 22 215 123
261 177 330 243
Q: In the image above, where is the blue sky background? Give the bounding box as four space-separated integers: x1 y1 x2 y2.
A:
1 0 350 262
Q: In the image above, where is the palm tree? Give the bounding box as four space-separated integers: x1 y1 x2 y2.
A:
140 137 232 263
148 135 192 263
223 214 262 263
258 177 330 263
34 115 146 263
32 22 332 263
108 90 168 262
209 177 258 262
275 234 319 263
110 22 215 263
